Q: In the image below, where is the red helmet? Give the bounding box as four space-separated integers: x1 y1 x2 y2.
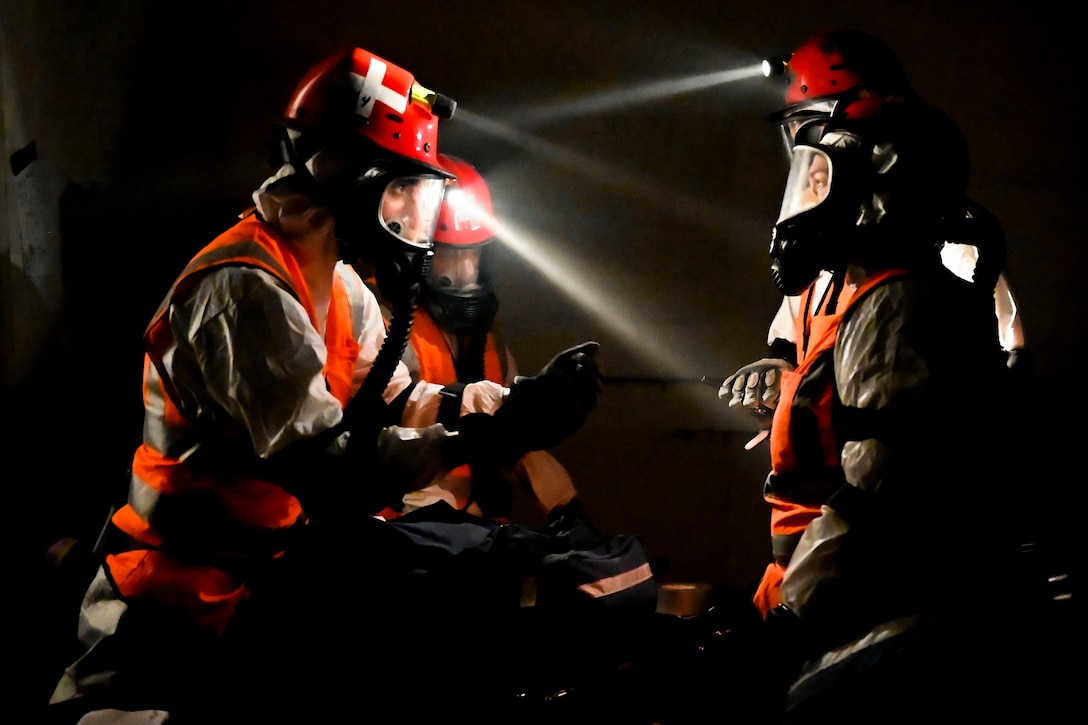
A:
434 154 498 247
282 47 455 176
270 49 460 304
422 155 500 332
766 31 914 132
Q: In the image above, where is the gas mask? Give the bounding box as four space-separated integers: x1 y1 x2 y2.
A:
420 243 499 336
272 46 456 307
300 145 446 305
354 166 446 306
770 108 965 295
769 122 870 295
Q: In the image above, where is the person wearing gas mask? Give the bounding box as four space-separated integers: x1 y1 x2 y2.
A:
46 48 601 724
373 153 579 523
733 34 1031 721
720 31 1029 623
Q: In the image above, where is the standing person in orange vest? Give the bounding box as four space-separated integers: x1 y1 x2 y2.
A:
384 153 578 522
720 30 1030 622
46 48 601 724
721 30 1029 720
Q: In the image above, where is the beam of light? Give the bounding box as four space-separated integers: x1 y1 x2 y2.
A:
456 192 745 429
453 62 768 227
455 107 726 229
510 64 767 126
445 192 713 383
441 63 772 427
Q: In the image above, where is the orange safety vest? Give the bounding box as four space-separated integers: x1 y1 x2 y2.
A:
107 213 364 635
393 307 507 514
753 270 903 618
408 308 507 386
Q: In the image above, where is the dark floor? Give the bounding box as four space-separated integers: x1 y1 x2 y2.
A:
28 517 1076 724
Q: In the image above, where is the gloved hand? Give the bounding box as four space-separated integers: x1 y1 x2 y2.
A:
498 340 602 449
454 342 602 469
721 358 794 449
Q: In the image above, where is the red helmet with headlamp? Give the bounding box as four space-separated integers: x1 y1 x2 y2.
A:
435 154 498 248
283 47 454 177
764 31 914 146
271 47 458 303
423 154 501 336
276 47 459 264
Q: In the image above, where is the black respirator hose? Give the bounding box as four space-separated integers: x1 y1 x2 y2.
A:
355 247 430 409
256 284 414 486
357 290 416 408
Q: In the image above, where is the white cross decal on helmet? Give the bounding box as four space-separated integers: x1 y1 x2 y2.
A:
350 58 408 119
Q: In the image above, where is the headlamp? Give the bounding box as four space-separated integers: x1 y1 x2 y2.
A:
762 54 790 79
411 82 457 120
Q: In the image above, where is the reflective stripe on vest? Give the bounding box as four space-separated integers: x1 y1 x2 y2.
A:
336 262 369 340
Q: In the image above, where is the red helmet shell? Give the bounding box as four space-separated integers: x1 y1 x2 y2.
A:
434 155 497 247
285 48 445 174
785 32 863 105
783 31 911 121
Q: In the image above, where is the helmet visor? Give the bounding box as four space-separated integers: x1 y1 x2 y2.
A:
379 175 447 249
771 98 840 155
777 146 832 223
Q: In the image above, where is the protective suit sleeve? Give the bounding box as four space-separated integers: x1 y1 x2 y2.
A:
778 503 852 622
780 281 931 630
376 423 462 495
398 379 508 428
175 266 344 458
260 379 473 516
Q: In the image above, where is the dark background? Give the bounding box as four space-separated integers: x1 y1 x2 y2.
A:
3 2 1080 703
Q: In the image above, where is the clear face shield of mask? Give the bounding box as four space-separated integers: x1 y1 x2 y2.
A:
768 145 836 296
378 175 448 250
426 244 485 296
777 146 832 223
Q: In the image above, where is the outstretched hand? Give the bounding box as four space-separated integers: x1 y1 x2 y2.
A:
721 357 793 413
721 357 794 449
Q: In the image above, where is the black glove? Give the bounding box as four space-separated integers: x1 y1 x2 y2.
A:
498 340 602 446
452 342 602 470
